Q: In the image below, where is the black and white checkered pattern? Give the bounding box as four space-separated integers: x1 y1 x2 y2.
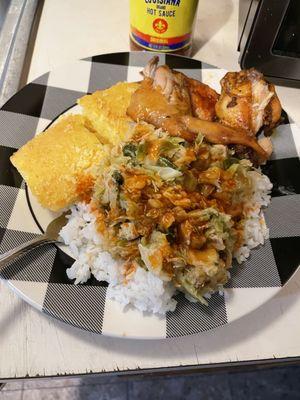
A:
0 52 299 339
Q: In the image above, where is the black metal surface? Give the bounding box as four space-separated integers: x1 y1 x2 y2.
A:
238 0 300 87
273 0 300 59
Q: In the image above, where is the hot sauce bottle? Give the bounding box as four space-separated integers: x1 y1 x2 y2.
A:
129 0 199 56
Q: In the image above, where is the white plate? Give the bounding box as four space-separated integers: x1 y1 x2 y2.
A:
1 52 299 338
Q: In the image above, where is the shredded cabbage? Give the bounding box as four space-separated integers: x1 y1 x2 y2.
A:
146 165 182 181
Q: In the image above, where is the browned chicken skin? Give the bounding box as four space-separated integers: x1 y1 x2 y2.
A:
144 59 192 115
187 78 219 121
215 69 282 135
127 79 267 158
263 85 282 134
181 116 267 158
127 58 279 161
127 78 196 142
142 56 219 122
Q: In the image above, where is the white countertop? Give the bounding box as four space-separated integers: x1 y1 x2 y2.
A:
1 0 300 379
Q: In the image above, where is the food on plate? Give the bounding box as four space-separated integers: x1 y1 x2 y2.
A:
215 69 282 134
11 58 283 314
187 77 219 121
11 82 140 211
79 82 139 145
127 57 281 161
61 119 272 313
10 115 106 211
215 69 282 161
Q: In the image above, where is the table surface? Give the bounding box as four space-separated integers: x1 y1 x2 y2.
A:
1 0 300 380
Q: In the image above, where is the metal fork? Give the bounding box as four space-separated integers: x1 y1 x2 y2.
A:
0 213 68 273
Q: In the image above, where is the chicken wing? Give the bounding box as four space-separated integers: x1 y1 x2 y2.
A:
181 115 267 158
127 58 268 159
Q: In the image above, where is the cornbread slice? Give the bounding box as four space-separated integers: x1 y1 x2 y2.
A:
78 81 140 145
10 114 106 211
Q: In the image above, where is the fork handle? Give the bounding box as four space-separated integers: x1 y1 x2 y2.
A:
0 235 56 273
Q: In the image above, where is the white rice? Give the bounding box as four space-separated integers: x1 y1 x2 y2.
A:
59 169 272 314
60 203 177 314
234 170 272 263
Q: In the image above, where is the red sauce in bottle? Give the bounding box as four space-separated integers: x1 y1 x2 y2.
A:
129 0 199 56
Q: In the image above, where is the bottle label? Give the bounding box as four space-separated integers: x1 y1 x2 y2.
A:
130 0 198 52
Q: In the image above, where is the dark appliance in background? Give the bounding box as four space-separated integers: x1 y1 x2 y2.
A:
238 0 300 87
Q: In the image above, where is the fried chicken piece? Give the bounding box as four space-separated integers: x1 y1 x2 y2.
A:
142 55 159 79
215 69 282 135
127 78 180 122
187 78 219 121
127 80 196 142
142 56 218 121
181 116 267 158
127 58 267 159
258 136 273 158
263 86 282 134
143 57 192 116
